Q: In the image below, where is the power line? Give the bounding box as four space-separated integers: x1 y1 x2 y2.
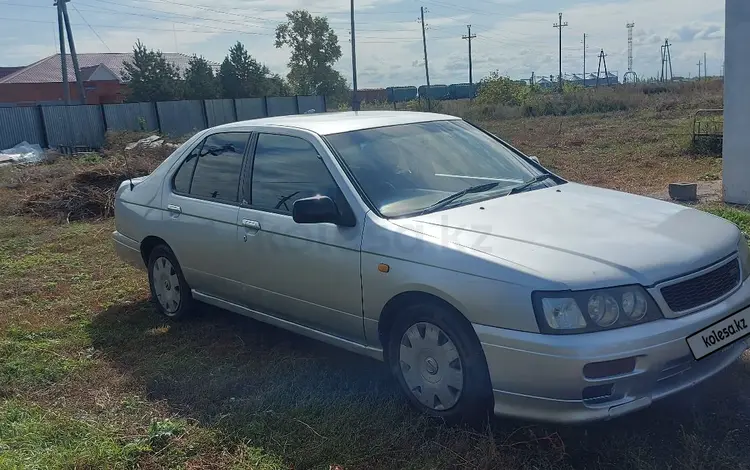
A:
70 3 111 52
77 0 273 31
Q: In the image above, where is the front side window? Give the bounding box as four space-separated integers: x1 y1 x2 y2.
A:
326 120 549 217
180 132 249 203
250 134 338 214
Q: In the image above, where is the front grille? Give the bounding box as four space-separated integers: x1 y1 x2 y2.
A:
661 258 741 313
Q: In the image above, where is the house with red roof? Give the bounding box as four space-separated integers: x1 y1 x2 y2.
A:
0 52 216 105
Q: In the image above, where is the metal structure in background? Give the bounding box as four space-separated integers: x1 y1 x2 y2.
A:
692 108 724 146
553 12 568 92
0 95 327 152
462 25 476 85
595 49 611 87
660 39 674 82
420 6 431 112
623 23 638 83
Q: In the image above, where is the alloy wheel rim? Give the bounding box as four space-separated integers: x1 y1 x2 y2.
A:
399 321 464 411
152 256 180 314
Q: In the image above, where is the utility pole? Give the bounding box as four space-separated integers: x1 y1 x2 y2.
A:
596 49 610 87
582 33 587 87
553 13 568 92
660 39 673 82
350 0 359 111
697 59 702 80
55 0 86 104
665 39 673 81
420 6 431 111
56 0 70 104
660 44 664 82
704 52 707 79
462 25 476 84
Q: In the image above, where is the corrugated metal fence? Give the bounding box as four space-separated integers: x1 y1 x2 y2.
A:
0 95 327 151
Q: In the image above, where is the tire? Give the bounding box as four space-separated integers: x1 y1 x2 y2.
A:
147 244 195 320
387 301 493 424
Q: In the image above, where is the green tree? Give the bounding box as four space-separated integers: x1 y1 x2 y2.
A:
219 42 272 98
475 71 530 106
183 55 218 100
275 9 349 100
266 73 293 96
122 40 182 101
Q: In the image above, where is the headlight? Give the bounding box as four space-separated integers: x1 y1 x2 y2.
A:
740 233 750 281
533 285 662 334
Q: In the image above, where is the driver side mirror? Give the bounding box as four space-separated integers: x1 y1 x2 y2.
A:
529 155 540 164
292 196 342 225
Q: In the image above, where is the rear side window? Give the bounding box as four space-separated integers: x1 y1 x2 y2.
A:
177 133 249 203
173 143 200 193
250 134 338 213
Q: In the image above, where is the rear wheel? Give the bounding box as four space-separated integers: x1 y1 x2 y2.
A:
387 301 492 423
147 245 194 320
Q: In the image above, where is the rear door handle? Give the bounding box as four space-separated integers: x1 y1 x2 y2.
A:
167 204 181 214
241 219 261 230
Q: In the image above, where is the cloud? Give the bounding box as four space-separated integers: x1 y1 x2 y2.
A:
0 0 726 86
672 23 724 42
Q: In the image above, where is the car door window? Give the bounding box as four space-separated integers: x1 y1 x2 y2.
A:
172 140 202 193
188 133 249 203
250 134 338 213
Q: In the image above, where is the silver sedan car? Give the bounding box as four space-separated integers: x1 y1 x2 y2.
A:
113 111 750 423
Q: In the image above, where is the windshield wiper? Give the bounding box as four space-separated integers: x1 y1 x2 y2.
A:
419 182 501 215
506 174 556 196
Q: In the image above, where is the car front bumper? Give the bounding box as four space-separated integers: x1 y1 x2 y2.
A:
112 230 146 271
474 277 750 424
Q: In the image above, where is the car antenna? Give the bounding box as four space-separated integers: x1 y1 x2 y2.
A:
123 147 134 191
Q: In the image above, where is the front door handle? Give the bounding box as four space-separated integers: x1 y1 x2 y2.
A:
241 219 261 230
167 204 181 214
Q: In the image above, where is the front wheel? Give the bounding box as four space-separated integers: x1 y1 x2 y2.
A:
147 244 195 320
387 302 493 423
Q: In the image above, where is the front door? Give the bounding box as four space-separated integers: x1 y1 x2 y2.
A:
162 132 251 302
236 132 364 342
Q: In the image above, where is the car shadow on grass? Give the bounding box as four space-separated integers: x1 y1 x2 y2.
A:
88 299 750 470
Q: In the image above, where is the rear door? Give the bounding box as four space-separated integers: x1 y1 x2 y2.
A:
162 132 251 302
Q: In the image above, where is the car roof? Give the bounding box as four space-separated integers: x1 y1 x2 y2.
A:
211 110 460 136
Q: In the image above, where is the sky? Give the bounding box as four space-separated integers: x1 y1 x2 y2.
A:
0 0 725 88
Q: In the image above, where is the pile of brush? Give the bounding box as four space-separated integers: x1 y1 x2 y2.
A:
0 132 182 222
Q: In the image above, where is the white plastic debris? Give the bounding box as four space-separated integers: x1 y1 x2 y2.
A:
0 141 45 164
125 135 162 151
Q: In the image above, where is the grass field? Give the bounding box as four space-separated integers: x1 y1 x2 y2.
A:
2 102 750 469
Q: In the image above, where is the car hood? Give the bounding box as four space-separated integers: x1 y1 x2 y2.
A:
390 183 740 289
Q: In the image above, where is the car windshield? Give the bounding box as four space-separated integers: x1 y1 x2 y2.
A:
325 119 550 217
